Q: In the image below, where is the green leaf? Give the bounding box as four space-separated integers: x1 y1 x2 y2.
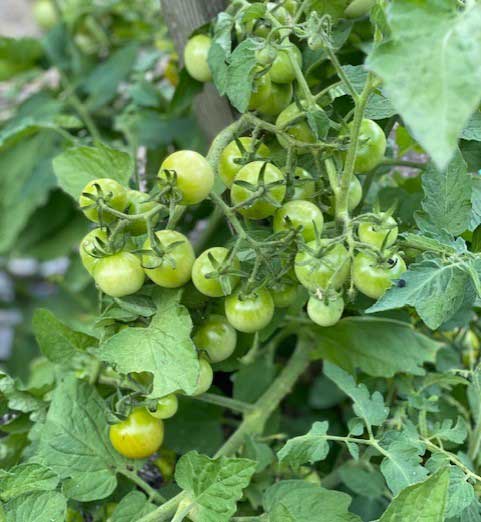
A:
379 467 449 522
311 318 439 377
462 112 481 141
324 363 388 428
208 12 235 94
36 377 126 501
429 417 467 444
175 451 256 521
110 491 155 522
0 37 43 80
53 142 133 200
367 258 475 330
0 464 59 502
366 0 481 170
98 289 199 398
421 152 471 236
0 371 44 414
277 421 330 469
379 430 427 495
83 44 139 110
225 39 258 113
264 481 361 522
32 309 96 365
244 436 275 473
3 491 66 522
338 464 385 499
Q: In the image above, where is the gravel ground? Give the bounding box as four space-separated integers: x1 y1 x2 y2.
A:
0 0 39 37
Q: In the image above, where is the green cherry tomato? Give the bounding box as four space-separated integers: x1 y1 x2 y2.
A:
225 288 275 333
307 294 344 327
231 161 286 219
273 200 324 241
248 70 272 110
192 358 214 395
345 0 376 18
142 230 195 288
290 167 316 201
283 0 298 15
350 119 386 173
33 0 58 30
245 3 291 38
79 178 128 224
218 137 271 188
79 228 108 275
66 509 84 522
257 81 293 117
93 252 145 297
348 176 363 211
276 102 316 153
271 282 298 308
295 240 350 291
158 150 214 205
149 394 178 420
358 213 398 250
269 43 302 84
125 190 159 236
184 34 212 82
193 314 238 363
192 247 240 297
109 407 164 459
352 252 407 299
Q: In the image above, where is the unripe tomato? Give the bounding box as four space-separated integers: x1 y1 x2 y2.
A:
109 408 164 459
74 31 97 55
295 240 350 291
248 70 272 110
193 314 237 363
257 81 293 117
184 34 212 82
158 150 214 205
79 228 108 275
66 508 83 522
307 294 344 327
283 0 298 15
79 178 128 224
153 448 176 482
348 176 363 211
352 252 407 299
245 3 291 38
291 167 316 201
149 394 178 420
142 230 195 288
231 161 286 219
273 200 324 241
125 190 159 236
358 213 398 250
33 0 58 30
345 0 376 18
269 43 302 84
350 119 386 173
276 102 316 152
271 282 298 308
93 252 144 297
192 358 213 395
225 288 275 333
218 137 271 188
192 247 240 297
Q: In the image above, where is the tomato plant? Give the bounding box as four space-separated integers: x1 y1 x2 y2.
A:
4 1 481 521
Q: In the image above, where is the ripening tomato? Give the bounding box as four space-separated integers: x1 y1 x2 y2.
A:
273 200 324 241
290 167 316 201
125 190 160 236
192 357 214 395
231 161 286 219
269 43 302 84
307 294 344 327
149 394 178 420
79 178 128 224
192 247 240 297
358 213 398 250
248 70 272 110
158 150 214 205
194 314 238 363
350 119 386 173
79 228 109 275
93 252 145 297
142 230 195 288
218 137 271 188
33 0 58 30
276 102 316 152
295 240 350 291
352 252 406 299
225 288 275 333
258 81 293 117
109 408 164 459
184 34 212 82
270 282 298 308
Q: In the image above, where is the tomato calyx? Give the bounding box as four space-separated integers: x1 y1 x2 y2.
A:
139 237 187 270
156 168 186 205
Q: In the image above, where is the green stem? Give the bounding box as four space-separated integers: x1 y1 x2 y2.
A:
380 159 426 169
121 469 166 504
325 46 358 102
191 393 255 413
